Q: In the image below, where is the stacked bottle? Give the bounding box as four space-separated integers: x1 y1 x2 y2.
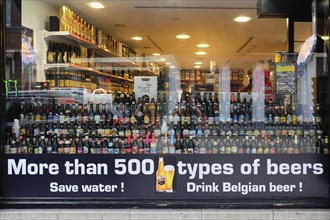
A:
3 92 328 155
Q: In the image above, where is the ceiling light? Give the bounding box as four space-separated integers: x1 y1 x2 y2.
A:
170 66 175 69
197 43 209 48
196 51 207 55
176 34 190 39
194 65 201 68
195 61 203 65
234 16 251 22
152 53 160 56
131 36 143 41
87 2 105 9
165 62 171 65
160 58 166 61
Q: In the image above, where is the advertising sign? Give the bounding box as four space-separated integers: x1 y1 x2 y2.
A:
2 155 329 198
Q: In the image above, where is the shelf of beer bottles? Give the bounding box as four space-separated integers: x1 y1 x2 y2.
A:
98 71 134 82
44 63 100 74
44 31 141 68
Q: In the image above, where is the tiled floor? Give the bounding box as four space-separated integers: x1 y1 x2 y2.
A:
0 209 329 220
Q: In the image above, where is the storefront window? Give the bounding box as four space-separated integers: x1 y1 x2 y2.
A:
1 0 329 205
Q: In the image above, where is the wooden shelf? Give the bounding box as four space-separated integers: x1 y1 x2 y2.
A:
44 63 100 74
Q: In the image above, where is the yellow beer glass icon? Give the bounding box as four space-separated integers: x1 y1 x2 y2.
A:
164 165 175 192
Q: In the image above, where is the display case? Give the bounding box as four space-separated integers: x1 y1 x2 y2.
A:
0 0 329 209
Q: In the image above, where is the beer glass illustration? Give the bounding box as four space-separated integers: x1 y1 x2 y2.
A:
164 165 175 192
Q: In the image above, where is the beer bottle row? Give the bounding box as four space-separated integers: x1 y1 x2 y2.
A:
3 132 329 155
46 70 98 90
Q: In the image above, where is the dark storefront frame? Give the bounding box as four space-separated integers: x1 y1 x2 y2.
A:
0 0 330 209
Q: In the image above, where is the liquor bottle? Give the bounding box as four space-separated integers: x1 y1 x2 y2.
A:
155 157 166 192
107 137 114 154
144 135 151 154
154 120 161 137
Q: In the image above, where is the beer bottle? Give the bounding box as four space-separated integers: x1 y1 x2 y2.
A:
199 137 207 154
70 136 77 154
126 135 132 154
162 133 169 154
113 137 120 154
323 136 329 154
150 133 157 154
187 136 195 154
46 134 53 154
156 157 166 192
175 133 182 154
132 133 138 154
250 135 257 154
237 137 244 154
314 103 322 127
181 136 188 154
244 135 251 154
206 137 213 154
168 133 175 154
47 42 55 63
83 135 90 154
63 137 71 154
77 134 83 154
107 137 114 154
138 136 145 154
225 135 231 154
293 135 300 154
287 135 294 154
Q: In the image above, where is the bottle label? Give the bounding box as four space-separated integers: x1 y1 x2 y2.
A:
108 148 114 154
157 175 165 186
208 117 214 125
169 146 176 154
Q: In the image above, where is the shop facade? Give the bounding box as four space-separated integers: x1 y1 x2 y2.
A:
0 0 330 213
